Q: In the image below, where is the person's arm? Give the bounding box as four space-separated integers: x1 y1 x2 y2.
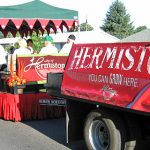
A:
59 44 72 55
39 47 45 54
27 46 34 54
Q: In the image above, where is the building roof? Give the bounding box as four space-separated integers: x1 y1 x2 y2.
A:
120 28 150 42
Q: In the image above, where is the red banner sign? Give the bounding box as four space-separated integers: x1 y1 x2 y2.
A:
17 55 68 82
62 42 150 113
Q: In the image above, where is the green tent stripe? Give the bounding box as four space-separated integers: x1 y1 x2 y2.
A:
0 0 78 19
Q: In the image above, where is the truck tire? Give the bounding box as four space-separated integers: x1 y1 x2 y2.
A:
84 109 126 150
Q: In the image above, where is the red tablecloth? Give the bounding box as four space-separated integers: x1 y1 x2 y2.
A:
0 93 65 121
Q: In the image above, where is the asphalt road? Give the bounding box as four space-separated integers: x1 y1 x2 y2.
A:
0 118 150 150
0 118 87 150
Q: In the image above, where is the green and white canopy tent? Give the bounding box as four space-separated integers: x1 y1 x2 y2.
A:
0 0 78 37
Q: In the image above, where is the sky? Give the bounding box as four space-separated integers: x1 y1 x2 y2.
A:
0 0 150 30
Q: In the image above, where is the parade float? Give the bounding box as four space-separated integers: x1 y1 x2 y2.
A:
0 0 78 121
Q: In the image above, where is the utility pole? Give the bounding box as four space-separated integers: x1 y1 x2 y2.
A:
86 15 88 31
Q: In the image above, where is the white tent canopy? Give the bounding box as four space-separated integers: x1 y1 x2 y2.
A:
50 29 119 44
0 37 19 45
0 29 119 50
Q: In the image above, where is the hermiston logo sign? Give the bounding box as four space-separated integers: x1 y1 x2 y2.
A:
68 45 150 75
17 55 68 82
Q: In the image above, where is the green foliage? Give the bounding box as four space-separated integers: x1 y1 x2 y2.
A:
134 26 147 33
73 22 93 32
1 31 44 53
0 32 4 39
80 22 93 31
101 0 134 39
31 32 44 53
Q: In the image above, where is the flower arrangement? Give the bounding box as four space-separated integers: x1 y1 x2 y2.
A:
7 55 27 87
7 74 26 87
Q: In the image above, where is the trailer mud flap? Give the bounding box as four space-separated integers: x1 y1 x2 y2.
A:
66 100 92 143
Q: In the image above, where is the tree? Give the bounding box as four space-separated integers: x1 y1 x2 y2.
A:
134 26 147 33
0 32 4 39
80 22 93 31
101 0 134 39
73 22 94 32
31 31 44 53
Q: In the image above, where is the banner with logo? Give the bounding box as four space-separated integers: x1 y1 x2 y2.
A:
17 55 68 82
62 42 150 112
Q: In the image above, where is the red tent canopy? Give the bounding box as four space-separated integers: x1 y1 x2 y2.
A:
0 0 78 37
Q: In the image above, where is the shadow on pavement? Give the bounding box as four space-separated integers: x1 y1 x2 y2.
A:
23 118 87 150
23 117 150 150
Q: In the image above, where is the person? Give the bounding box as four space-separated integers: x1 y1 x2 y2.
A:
27 38 34 54
13 38 31 55
0 45 8 89
39 35 58 55
0 45 7 68
59 34 76 55
9 46 15 54
0 45 8 71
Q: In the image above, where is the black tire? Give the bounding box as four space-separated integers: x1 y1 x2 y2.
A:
84 109 126 150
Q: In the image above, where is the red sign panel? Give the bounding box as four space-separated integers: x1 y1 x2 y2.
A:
62 42 150 113
17 55 68 82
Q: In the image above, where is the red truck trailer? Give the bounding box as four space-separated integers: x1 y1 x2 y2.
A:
46 42 150 150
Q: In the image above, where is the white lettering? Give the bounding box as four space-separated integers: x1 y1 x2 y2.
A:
24 56 65 79
99 47 117 68
80 47 91 68
69 45 150 75
135 47 146 72
122 49 134 70
68 47 84 70
123 77 138 87
109 73 123 85
115 48 124 69
88 47 103 69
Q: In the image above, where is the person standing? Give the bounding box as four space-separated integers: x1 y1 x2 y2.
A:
27 39 34 54
0 45 7 68
59 34 76 55
0 45 8 89
13 38 31 55
9 46 15 54
39 35 58 55
0 44 8 73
